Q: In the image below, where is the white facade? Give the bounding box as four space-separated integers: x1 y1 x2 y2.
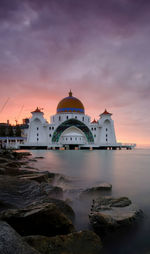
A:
25 94 118 149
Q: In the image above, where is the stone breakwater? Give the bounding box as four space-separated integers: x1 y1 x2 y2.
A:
0 150 143 254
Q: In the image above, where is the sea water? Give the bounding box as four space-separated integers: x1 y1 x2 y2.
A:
28 149 150 254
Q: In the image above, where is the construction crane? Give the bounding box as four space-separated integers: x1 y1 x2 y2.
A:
0 97 10 113
15 105 24 125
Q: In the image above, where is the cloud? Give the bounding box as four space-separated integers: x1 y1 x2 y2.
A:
0 0 150 144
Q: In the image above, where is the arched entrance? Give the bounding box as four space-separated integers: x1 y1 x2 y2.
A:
52 119 94 143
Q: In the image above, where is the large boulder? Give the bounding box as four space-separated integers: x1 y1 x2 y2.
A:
24 230 103 254
89 196 143 235
0 203 75 236
42 198 75 221
0 220 40 254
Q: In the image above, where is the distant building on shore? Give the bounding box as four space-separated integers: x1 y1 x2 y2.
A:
23 91 135 150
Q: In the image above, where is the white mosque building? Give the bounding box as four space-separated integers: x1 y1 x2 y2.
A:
23 91 135 150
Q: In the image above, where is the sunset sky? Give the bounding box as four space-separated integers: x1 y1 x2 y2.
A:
0 0 150 146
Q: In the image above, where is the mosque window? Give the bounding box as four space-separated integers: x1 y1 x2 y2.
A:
82 117 84 121
49 127 51 130
106 128 108 131
37 127 39 130
70 137 72 140
66 116 68 120
94 134 96 137
91 128 93 131
106 138 108 141
59 116 61 121
49 134 51 137
75 137 77 140
37 133 39 136
94 128 96 130
75 116 77 119
37 138 39 141
52 127 54 130
106 134 107 137
66 138 68 140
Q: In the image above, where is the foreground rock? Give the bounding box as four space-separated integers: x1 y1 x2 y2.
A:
79 183 112 198
0 150 31 160
0 220 40 254
0 203 75 236
0 175 65 209
0 150 33 176
24 230 102 254
44 198 75 221
19 172 50 183
89 196 143 235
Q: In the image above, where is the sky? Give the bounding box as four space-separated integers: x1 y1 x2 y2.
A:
0 0 150 146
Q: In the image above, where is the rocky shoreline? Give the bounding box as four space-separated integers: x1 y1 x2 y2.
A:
0 150 143 254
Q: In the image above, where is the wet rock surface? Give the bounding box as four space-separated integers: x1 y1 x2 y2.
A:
79 183 112 198
89 196 143 235
0 150 33 176
0 220 40 254
0 176 48 209
24 230 103 254
0 174 66 209
19 172 49 183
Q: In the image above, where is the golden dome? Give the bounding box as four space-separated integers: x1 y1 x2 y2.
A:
57 91 85 114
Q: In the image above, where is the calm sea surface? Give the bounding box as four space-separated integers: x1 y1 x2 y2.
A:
27 149 150 254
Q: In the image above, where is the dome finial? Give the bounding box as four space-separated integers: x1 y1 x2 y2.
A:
69 90 72 97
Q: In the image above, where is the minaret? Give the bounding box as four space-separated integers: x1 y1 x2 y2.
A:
69 90 73 97
27 107 47 144
98 109 116 145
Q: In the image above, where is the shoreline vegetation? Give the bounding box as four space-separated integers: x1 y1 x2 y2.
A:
0 149 143 254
